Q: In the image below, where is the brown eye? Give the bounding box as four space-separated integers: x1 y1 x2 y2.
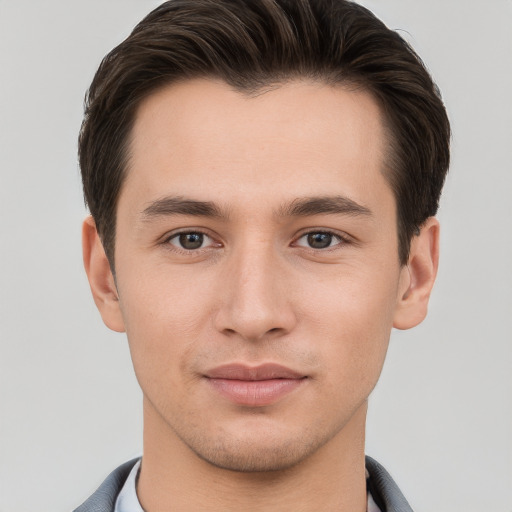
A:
307 233 333 249
295 231 343 249
169 232 208 250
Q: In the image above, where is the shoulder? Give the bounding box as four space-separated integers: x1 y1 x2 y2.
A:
73 458 140 512
365 456 414 512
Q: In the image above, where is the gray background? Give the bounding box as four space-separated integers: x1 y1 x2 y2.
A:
1 1 511 510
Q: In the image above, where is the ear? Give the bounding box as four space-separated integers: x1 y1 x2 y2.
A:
393 217 440 330
82 216 125 332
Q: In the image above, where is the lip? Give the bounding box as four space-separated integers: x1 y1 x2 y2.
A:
204 363 307 406
205 363 304 380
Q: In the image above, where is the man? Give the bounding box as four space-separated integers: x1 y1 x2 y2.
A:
75 0 450 510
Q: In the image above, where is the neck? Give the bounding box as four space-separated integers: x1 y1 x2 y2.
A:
137 399 368 512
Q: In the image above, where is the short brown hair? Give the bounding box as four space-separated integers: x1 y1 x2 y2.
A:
79 0 450 267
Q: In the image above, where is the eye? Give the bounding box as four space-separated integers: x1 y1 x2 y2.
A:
167 231 213 250
295 231 343 249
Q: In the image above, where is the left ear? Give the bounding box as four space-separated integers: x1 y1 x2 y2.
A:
82 215 126 333
393 217 440 330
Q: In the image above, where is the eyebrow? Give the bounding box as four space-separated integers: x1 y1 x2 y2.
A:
140 196 227 220
139 194 372 221
276 195 372 218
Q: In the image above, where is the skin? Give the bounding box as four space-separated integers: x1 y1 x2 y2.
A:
83 79 439 511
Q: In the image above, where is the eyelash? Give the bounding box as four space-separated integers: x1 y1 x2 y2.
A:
162 229 352 254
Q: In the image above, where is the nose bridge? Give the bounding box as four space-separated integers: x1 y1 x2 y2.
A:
216 235 295 341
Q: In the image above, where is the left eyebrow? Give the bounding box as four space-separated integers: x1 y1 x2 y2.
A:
140 196 228 220
276 196 373 218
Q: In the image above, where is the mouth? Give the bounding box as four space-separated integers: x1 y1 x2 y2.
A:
204 363 308 406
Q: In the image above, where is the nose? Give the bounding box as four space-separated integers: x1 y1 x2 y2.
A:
213 242 297 342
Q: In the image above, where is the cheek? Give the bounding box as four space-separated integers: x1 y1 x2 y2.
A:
116 265 216 390
301 264 399 388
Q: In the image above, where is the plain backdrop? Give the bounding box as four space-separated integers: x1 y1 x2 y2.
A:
1 1 511 511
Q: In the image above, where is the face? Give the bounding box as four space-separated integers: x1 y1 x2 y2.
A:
95 79 419 471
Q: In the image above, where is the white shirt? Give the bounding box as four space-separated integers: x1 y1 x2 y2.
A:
115 460 142 512
114 460 382 512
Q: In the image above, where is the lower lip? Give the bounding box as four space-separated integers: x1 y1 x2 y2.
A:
206 378 306 406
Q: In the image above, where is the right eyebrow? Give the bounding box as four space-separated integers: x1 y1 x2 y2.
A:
139 196 228 221
276 195 373 218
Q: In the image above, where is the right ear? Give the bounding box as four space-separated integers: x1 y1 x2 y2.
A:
82 216 125 332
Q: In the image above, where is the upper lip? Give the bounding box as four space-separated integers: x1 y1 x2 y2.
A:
205 363 305 381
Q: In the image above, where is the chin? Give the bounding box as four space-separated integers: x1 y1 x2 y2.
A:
176 424 333 473
193 441 313 473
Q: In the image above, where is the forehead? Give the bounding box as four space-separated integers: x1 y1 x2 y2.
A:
122 78 392 218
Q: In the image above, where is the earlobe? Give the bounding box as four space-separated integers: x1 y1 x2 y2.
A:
393 217 440 330
82 216 126 333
